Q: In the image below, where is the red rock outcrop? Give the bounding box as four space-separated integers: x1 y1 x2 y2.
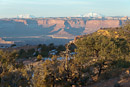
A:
37 19 65 32
84 20 120 34
0 38 14 44
68 20 85 28
37 20 46 25
53 29 74 39
14 19 27 25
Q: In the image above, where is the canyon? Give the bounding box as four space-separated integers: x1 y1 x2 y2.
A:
0 17 125 45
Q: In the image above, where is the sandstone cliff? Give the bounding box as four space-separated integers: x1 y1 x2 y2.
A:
84 20 121 34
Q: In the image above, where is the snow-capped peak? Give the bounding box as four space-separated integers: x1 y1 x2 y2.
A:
73 13 104 17
83 12 104 17
17 14 36 18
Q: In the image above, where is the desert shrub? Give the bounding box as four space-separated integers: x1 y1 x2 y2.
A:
112 59 130 68
37 54 42 61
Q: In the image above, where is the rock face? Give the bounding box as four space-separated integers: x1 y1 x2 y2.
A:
84 20 121 33
53 29 74 39
14 19 27 25
0 18 123 39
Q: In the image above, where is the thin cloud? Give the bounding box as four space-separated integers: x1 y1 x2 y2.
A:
0 0 91 5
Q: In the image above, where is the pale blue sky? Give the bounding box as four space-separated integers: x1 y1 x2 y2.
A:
0 0 130 18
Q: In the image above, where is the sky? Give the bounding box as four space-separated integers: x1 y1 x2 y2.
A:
0 0 130 18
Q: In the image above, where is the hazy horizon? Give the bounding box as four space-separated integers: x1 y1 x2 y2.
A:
0 0 130 18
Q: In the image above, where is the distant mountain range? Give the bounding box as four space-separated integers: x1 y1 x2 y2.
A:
17 13 103 18
16 13 127 19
